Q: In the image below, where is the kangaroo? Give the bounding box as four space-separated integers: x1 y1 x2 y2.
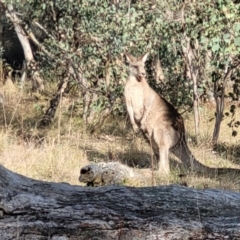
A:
124 52 215 175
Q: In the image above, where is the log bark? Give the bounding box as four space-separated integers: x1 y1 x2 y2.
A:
0 164 240 240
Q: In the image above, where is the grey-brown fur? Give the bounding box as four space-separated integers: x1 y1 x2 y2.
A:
79 162 135 187
78 164 103 186
124 52 207 175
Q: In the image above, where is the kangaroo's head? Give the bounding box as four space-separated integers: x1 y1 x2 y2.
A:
125 52 149 82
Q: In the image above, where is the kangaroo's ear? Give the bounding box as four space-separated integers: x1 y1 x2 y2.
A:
125 53 135 63
140 52 149 63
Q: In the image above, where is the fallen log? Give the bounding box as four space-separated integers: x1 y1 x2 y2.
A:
0 164 240 239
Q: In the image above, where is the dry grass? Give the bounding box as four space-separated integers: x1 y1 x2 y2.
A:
1 84 240 192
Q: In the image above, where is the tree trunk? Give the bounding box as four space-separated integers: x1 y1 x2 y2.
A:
0 14 2 83
181 35 200 143
212 65 232 147
0 13 2 48
153 55 165 84
212 82 224 147
192 70 200 143
0 165 240 239
40 75 69 127
4 3 44 91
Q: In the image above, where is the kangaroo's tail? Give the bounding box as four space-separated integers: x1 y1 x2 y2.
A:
171 140 210 173
172 141 240 176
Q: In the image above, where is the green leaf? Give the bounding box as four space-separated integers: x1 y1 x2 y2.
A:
200 36 207 44
210 14 217 24
235 23 240 32
138 26 144 33
234 37 240 46
223 33 231 44
212 43 220 52
224 46 233 54
212 37 220 43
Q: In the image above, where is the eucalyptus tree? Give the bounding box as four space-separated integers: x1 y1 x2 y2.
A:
159 0 240 145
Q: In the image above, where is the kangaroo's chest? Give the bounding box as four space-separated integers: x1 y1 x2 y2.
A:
124 81 144 120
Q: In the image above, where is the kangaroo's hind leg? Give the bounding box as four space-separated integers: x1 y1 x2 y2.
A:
141 130 159 170
151 129 171 175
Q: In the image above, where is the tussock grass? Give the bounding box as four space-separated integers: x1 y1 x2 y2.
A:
0 84 240 192
0 130 88 184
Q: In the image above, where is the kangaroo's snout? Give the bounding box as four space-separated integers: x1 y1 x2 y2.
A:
141 72 146 77
136 71 146 81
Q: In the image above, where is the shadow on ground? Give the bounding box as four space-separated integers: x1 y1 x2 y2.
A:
214 142 240 165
